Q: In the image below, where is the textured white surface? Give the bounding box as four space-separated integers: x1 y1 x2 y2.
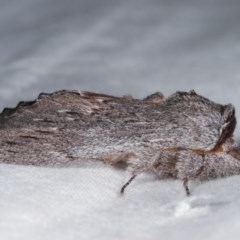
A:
1 0 240 239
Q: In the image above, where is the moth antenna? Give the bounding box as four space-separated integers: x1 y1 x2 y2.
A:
183 178 190 196
120 175 137 195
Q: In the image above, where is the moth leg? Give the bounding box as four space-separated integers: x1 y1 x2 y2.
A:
120 152 160 195
120 175 137 195
183 178 190 196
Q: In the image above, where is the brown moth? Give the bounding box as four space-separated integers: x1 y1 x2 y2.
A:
0 90 239 195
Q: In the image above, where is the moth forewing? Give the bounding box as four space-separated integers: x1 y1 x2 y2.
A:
0 89 239 196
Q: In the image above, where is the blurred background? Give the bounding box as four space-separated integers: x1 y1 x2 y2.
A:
1 1 240 239
0 0 240 111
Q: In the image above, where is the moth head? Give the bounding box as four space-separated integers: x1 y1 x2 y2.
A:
222 137 238 152
218 104 236 145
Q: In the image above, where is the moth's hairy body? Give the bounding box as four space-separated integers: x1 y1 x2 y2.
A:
0 89 239 195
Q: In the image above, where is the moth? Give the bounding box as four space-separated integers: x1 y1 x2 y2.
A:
0 89 239 195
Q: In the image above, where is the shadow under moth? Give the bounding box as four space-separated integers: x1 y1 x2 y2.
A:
0 89 240 195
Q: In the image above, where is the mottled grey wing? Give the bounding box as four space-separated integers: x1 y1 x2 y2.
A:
154 90 236 151
0 90 236 166
0 90 121 166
